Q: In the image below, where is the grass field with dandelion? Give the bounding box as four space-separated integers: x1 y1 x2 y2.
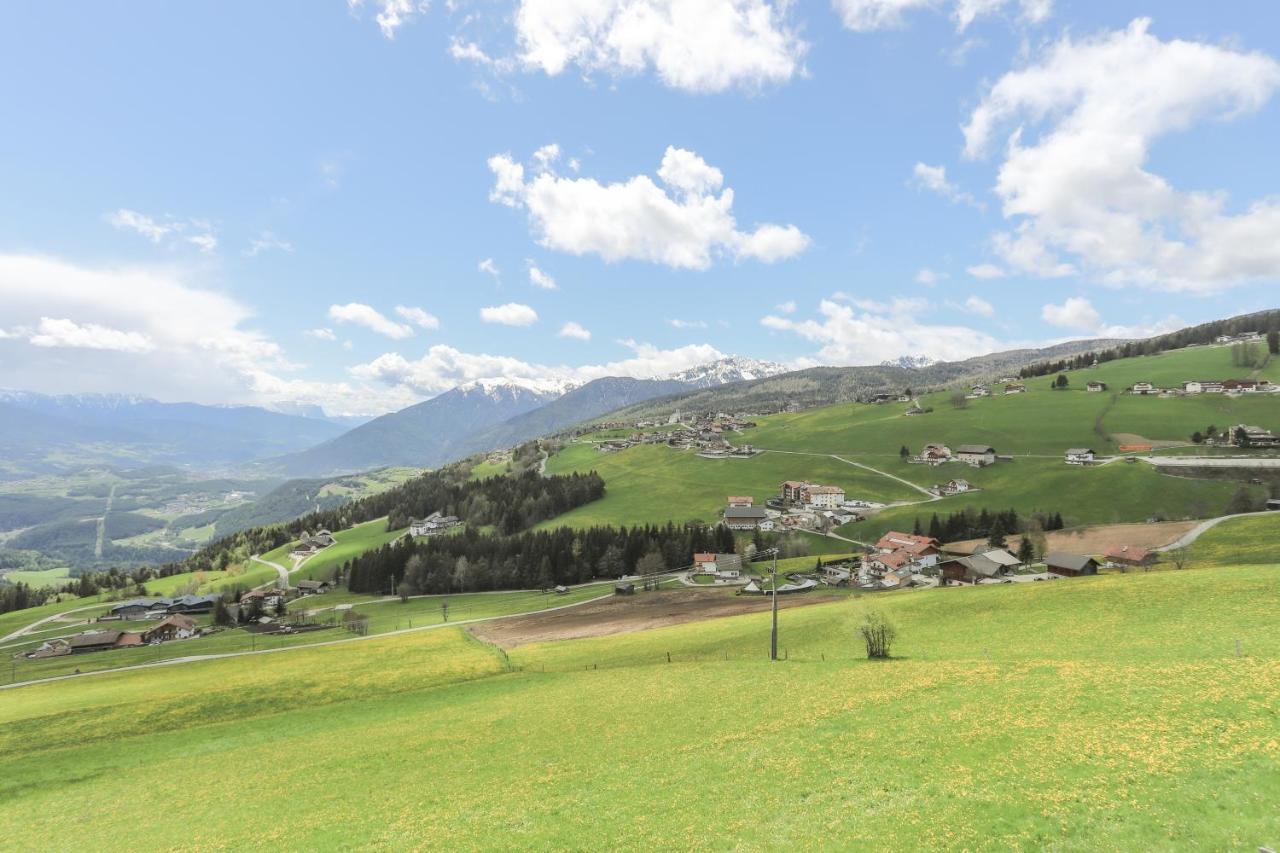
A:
2 558 1276 850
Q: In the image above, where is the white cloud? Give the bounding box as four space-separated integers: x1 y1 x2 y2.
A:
349 0 424 39
527 262 558 290
246 231 293 257
966 263 1005 279
1041 296 1181 339
328 303 415 339
558 321 592 341
305 328 337 341
0 253 309 403
478 258 501 278
911 162 980 208
480 302 539 326
350 339 726 396
761 297 1004 364
507 0 806 93
962 295 994 316
667 318 709 329
28 318 155 353
1041 296 1099 331
489 145 810 270
834 0 1051 33
775 300 797 313
964 18 1280 293
915 268 944 285
395 305 441 330
106 208 217 253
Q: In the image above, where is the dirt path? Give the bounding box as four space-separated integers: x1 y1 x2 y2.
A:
757 448 938 503
94 483 116 560
250 554 291 587
470 588 840 649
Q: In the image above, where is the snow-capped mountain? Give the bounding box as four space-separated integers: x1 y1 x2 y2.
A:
456 376 580 398
879 355 937 370
662 357 791 388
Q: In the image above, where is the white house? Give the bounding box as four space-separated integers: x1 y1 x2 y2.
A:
807 485 846 509
955 445 996 466
1065 448 1096 465
1131 382 1156 395
1183 380 1224 394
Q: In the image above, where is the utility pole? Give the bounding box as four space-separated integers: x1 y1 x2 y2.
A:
769 548 779 661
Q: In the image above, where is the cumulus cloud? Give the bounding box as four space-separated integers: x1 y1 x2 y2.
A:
480 302 539 326
962 295 995 317
911 162 981 208
505 0 805 92
834 0 1051 32
305 328 337 341
28 318 155 353
915 268 944 285
1041 296 1182 339
489 145 810 269
478 258 501 278
527 262 558 290
350 339 726 396
761 297 1004 364
106 208 217 253
348 0 425 39
558 321 592 340
775 300 797 314
328 303 415 339
963 18 1280 292
395 305 441 330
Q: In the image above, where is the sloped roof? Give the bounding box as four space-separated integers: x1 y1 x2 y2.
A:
1045 552 1097 572
956 444 996 454
1103 545 1152 562
724 506 767 519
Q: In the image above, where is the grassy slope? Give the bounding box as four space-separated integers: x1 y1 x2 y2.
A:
0 566 70 586
543 442 921 528
539 345 1276 539
1 564 1276 849
1190 514 1280 566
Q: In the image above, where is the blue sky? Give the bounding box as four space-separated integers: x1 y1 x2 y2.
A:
1 0 1278 414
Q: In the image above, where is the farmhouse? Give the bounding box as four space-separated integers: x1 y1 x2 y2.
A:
240 589 284 609
167 595 217 614
68 630 142 653
931 478 973 496
1004 383 1026 394
1065 448 1096 465
1103 545 1155 569
1086 381 1108 393
968 384 990 398
296 579 331 594
955 444 996 466
726 496 754 507
1232 424 1280 448
722 505 769 530
1182 380 1224 394
917 443 952 465
409 513 462 536
876 531 940 554
943 554 1015 584
143 615 198 643
973 546 1022 571
293 529 336 555
1045 552 1100 577
107 599 168 620
1130 382 1157 395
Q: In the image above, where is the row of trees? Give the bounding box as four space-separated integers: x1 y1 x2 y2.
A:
1018 311 1280 379
158 463 603 579
911 508 1065 544
344 522 742 595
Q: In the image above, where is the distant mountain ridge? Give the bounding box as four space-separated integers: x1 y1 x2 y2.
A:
0 391 348 478
262 357 789 477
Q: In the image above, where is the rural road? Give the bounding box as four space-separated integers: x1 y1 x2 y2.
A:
1141 456 1280 469
250 554 291 587
0 590 618 692
93 483 117 560
1154 510 1275 551
0 603 105 644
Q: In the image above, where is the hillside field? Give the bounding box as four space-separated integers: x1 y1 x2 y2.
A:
1 559 1276 849
544 344 1278 542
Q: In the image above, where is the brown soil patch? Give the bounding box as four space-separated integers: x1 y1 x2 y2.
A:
470 588 839 649
946 520 1198 555
1110 433 1186 449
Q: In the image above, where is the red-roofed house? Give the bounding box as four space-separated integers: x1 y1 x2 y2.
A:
1103 545 1155 568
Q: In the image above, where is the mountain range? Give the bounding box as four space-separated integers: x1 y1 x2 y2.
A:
262 358 791 477
0 392 349 478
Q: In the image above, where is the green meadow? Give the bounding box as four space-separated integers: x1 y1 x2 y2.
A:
1 560 1276 849
543 442 921 528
